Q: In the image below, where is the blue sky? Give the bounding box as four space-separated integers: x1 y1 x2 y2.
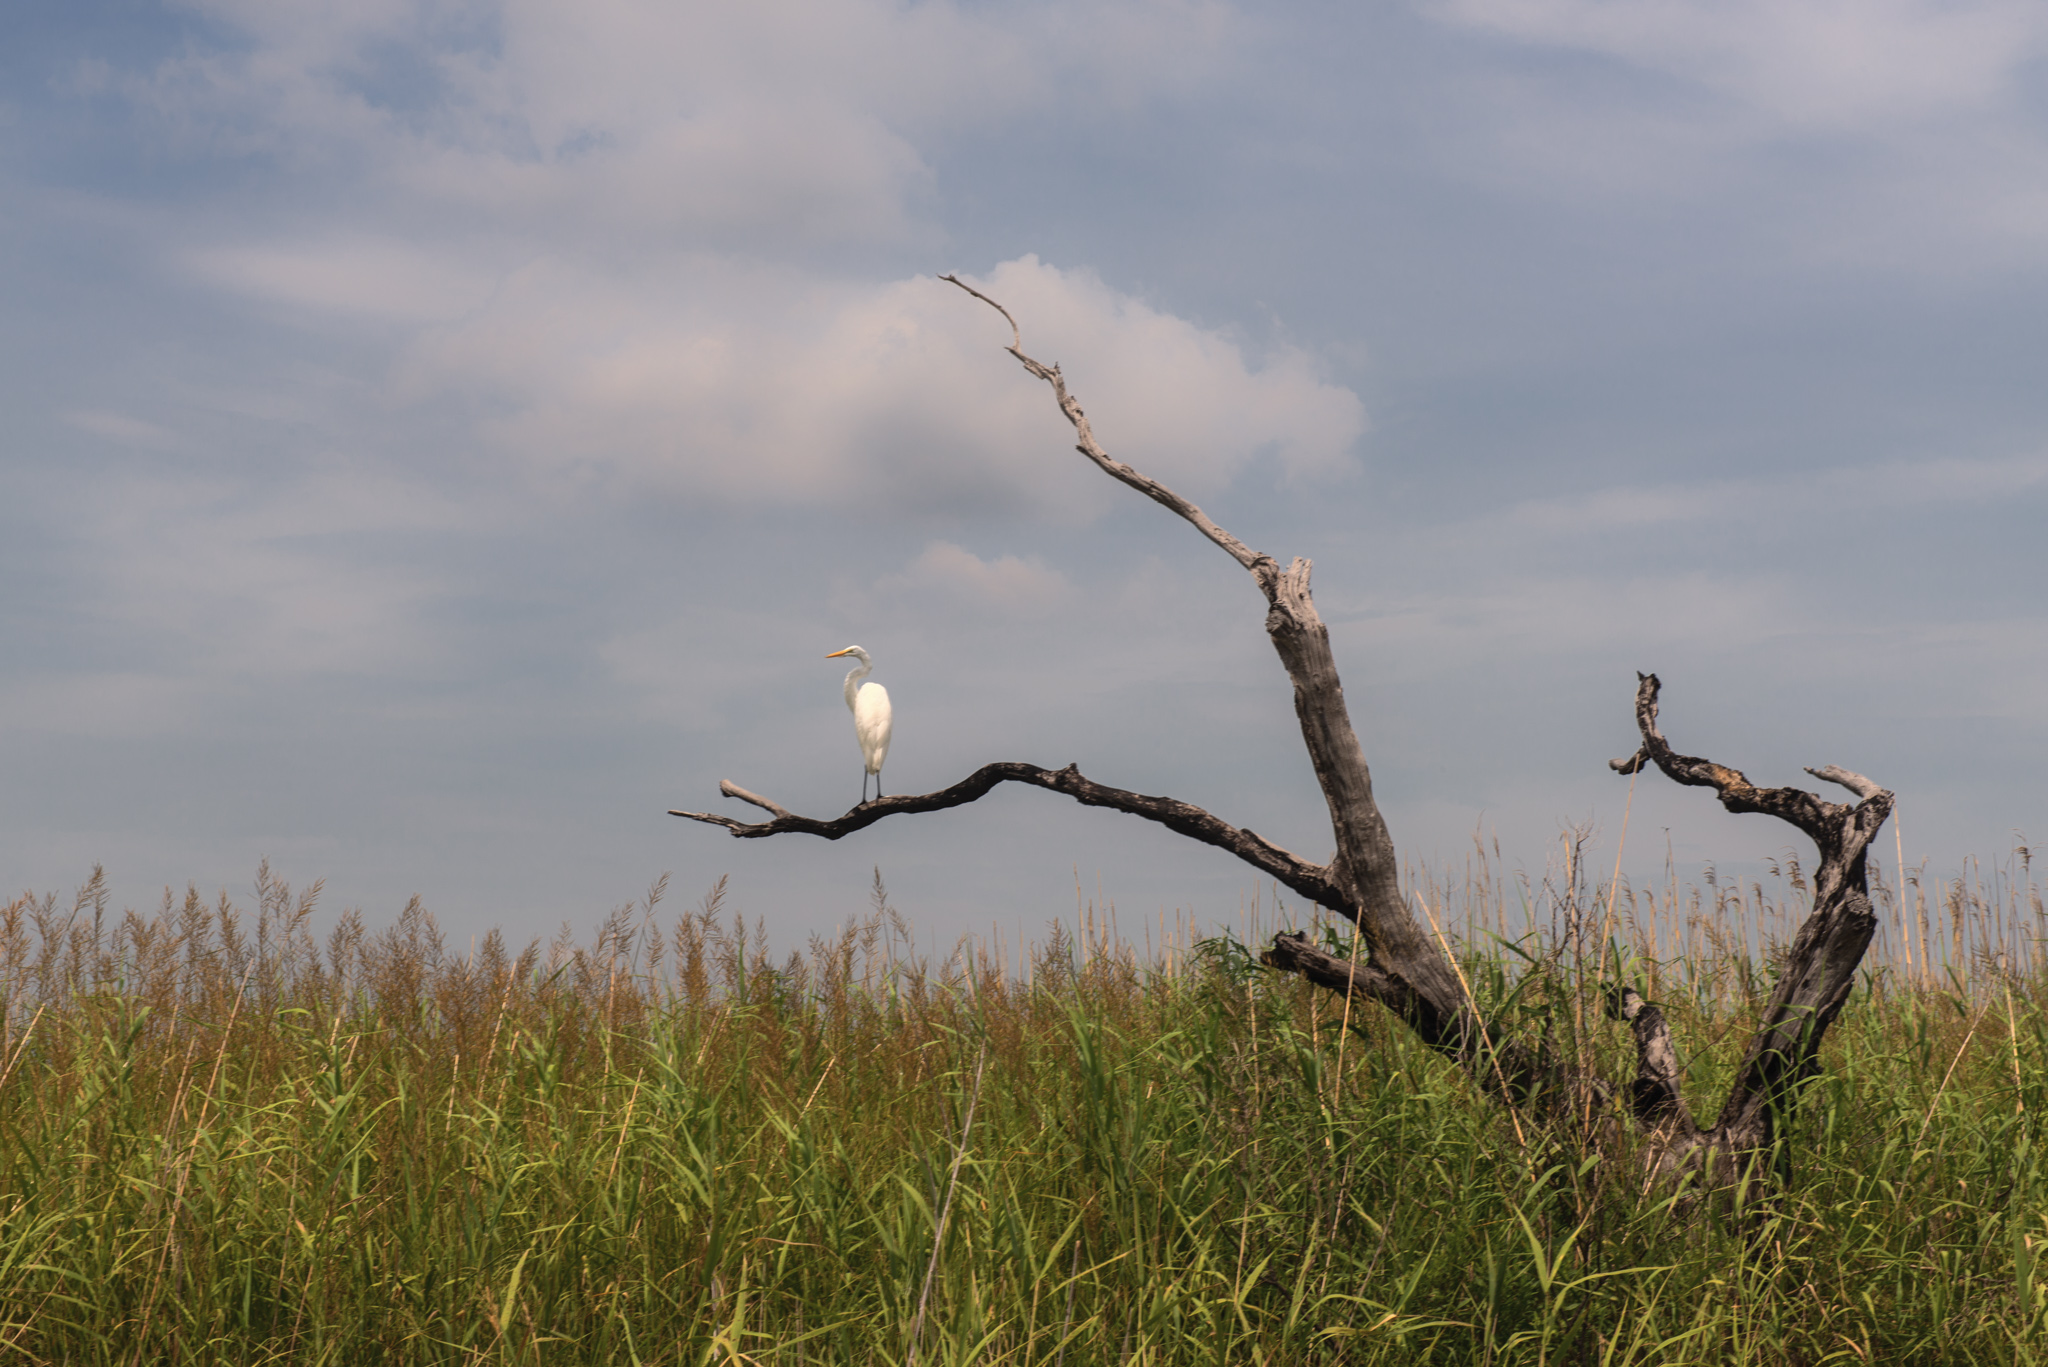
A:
4 0 2045 951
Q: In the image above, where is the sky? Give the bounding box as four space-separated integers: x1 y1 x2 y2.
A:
3 0 2045 956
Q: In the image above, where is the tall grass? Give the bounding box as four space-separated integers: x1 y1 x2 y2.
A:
0 852 2043 1365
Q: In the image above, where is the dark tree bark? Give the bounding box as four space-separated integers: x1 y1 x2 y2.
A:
682 765 1346 910
1604 672 1894 1180
673 276 1893 1185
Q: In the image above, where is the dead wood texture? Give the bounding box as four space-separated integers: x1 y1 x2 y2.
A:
1606 671 1894 1175
677 272 1477 1060
674 276 1894 1182
676 764 1345 911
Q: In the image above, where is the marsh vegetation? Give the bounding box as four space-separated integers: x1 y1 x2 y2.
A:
0 849 2042 1364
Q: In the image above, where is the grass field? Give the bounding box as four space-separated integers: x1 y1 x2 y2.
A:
0 848 2043 1364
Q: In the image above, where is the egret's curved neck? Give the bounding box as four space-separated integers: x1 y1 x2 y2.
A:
842 656 872 711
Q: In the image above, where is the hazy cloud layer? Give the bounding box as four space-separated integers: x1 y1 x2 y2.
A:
1 0 2042 945
1420 0 2048 269
390 256 1365 511
1432 0 2048 128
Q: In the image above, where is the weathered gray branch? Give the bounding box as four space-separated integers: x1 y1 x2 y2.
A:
934 273 1472 1051
1610 671 1894 1174
939 275 1278 588
717 781 791 820
673 762 1347 912
1805 764 1884 801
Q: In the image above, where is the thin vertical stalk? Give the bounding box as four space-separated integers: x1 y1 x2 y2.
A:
1415 891 1526 1150
905 1041 988 1367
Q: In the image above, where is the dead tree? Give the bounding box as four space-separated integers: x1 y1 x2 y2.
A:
1598 674 1894 1178
673 276 1894 1184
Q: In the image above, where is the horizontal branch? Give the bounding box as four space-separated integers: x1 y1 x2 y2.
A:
1261 930 1418 1021
673 762 1348 912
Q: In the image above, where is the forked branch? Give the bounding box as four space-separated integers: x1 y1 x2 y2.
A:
1607 670 1894 1165
1609 672 1843 842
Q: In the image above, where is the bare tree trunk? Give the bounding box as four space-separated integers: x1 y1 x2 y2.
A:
672 276 1894 1185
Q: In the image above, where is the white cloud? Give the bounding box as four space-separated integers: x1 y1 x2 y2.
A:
137 0 1232 250
1851 452 2048 503
122 3 1336 519
392 253 1365 515
112 534 448 679
65 410 181 448
393 101 936 247
66 464 468 683
187 236 501 323
1418 0 2048 270
1428 451 2048 544
1338 571 1793 675
0 672 212 740
868 542 1077 620
1429 0 2048 130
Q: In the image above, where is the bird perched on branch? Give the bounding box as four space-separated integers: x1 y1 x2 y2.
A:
826 645 892 805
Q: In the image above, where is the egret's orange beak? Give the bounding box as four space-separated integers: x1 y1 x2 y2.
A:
825 648 854 659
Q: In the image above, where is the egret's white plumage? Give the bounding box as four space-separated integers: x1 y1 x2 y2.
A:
826 646 892 804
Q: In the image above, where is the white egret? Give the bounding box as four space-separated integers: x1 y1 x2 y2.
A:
825 646 893 804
